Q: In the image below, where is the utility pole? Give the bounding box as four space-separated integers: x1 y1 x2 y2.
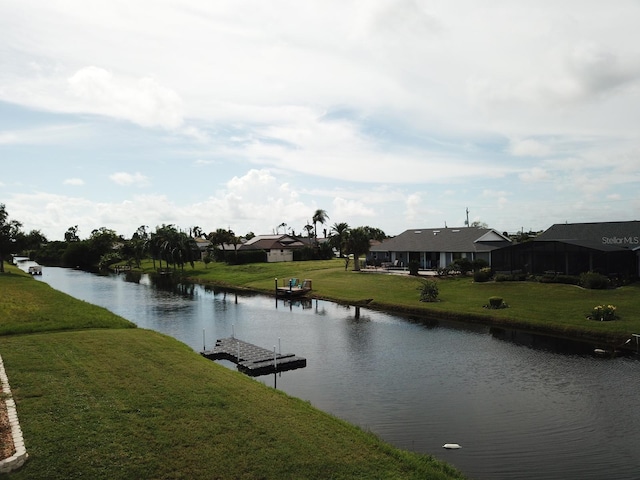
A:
465 208 469 227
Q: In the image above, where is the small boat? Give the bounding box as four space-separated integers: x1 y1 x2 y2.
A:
28 265 43 275
443 443 461 449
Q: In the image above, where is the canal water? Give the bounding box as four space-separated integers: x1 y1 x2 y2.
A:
24 264 640 479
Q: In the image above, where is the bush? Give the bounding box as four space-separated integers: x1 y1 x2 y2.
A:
436 266 450 276
489 296 503 308
484 296 508 309
589 304 618 321
538 274 580 285
473 269 492 283
293 244 334 261
450 258 472 274
472 258 489 272
580 272 610 290
408 261 420 276
224 250 267 265
494 273 522 282
418 279 439 302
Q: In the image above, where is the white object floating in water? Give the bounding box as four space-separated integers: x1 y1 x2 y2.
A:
443 443 462 449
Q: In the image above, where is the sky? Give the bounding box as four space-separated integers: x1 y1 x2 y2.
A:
2 0 640 241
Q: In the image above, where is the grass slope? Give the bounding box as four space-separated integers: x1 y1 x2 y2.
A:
0 265 464 480
0 268 135 335
178 259 640 344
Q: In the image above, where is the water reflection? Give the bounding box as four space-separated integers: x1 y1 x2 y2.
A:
28 266 640 480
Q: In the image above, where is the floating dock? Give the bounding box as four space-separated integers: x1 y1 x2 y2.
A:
201 338 306 377
275 278 312 298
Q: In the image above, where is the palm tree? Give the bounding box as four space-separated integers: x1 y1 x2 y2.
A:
129 225 149 268
207 228 235 262
330 222 349 257
344 226 371 271
312 209 329 242
303 223 315 238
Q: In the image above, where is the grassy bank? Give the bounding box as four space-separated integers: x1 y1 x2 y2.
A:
0 265 464 480
168 259 640 344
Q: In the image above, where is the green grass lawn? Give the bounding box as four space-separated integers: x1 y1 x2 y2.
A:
0 268 135 335
170 258 640 344
0 264 465 480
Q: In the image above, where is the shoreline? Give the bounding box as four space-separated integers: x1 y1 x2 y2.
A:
184 275 635 351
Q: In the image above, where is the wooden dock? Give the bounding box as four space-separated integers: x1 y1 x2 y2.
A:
201 338 306 377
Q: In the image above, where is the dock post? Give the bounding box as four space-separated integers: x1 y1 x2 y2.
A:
273 346 277 371
237 340 241 362
275 278 278 309
279 337 281 355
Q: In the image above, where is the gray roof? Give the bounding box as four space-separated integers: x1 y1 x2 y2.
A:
239 234 306 251
370 227 511 253
535 221 640 251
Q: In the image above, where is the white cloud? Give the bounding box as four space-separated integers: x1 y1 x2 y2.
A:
0 125 86 145
67 67 184 129
509 139 552 157
331 197 375 219
63 178 84 186
3 1 640 237
519 167 551 183
109 172 150 187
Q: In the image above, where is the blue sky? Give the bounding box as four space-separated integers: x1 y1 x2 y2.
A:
2 0 639 241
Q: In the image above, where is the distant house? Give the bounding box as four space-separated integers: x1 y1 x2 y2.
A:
194 238 211 259
491 221 640 277
239 234 307 263
368 227 511 269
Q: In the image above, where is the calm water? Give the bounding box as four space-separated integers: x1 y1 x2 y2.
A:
25 263 640 479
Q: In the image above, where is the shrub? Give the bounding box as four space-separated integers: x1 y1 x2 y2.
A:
450 258 472 274
580 272 610 290
473 269 492 283
489 296 503 308
418 279 439 302
589 304 618 321
472 258 489 272
436 266 450 276
554 275 580 285
484 296 508 309
494 273 527 282
538 273 580 285
408 260 420 276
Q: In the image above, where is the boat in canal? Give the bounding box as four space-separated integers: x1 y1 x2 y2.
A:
28 265 42 275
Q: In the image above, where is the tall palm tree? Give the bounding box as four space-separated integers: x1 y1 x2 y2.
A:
344 226 371 271
330 222 349 257
312 209 329 241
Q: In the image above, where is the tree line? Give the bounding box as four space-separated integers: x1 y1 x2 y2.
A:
0 204 386 272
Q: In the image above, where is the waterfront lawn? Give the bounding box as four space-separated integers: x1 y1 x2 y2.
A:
1 330 463 480
0 266 135 335
176 259 640 341
0 266 465 480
